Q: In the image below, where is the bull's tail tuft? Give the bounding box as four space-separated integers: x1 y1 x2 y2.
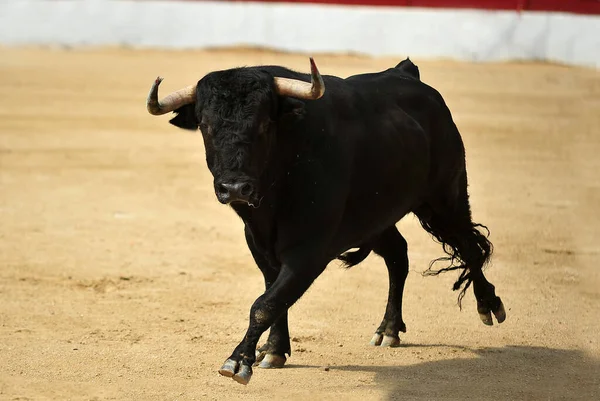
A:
418 214 493 308
396 57 420 80
337 246 372 268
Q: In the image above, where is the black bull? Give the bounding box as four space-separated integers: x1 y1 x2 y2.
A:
146 58 506 385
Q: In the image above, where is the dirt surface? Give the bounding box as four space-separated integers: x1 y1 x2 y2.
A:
1 47 599 400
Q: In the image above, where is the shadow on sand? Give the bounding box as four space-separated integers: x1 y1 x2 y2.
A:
335 345 599 400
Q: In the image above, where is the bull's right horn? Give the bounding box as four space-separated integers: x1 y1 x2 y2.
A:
273 57 325 100
146 77 197 115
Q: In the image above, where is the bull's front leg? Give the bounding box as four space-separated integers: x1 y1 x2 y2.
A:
218 260 325 385
244 227 291 369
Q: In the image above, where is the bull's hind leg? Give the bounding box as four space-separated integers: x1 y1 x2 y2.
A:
416 173 506 326
369 226 409 347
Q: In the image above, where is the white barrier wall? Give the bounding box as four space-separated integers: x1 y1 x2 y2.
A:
0 0 598 68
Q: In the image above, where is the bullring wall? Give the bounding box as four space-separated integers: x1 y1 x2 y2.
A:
0 0 598 68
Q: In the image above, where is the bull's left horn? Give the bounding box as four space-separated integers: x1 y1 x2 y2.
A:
146 77 197 115
273 57 325 100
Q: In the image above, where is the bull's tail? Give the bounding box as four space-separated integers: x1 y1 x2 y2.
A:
418 216 493 307
396 58 420 80
414 171 494 308
337 246 372 268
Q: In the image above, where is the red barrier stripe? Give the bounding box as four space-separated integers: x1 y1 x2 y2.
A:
180 0 600 15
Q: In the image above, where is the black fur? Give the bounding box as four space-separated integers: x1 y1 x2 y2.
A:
396 57 420 80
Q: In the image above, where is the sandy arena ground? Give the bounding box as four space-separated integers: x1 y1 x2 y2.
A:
0 47 599 400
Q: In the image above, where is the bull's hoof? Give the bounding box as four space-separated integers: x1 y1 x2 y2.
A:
233 364 253 385
492 300 507 323
219 358 253 385
478 297 507 326
381 335 401 347
218 358 238 377
370 333 383 346
370 333 401 347
478 311 494 326
254 347 288 368
257 353 286 369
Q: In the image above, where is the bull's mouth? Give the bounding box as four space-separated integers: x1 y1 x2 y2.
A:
233 199 261 208
226 198 262 208
216 192 262 208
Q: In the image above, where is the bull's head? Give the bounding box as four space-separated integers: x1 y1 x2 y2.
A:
146 58 325 207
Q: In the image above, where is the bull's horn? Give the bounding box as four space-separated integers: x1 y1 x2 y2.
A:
146 77 197 115
274 57 325 100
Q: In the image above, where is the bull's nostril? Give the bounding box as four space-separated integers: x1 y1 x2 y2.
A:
240 183 252 197
217 184 229 196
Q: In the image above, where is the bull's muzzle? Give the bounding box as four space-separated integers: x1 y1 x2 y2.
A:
215 180 257 206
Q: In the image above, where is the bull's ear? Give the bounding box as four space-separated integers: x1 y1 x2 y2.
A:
278 97 306 121
169 104 198 131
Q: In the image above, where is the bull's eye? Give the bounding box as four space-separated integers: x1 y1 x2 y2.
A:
257 128 268 143
258 121 270 139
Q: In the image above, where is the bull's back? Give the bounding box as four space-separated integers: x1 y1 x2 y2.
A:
324 71 437 247
343 68 465 192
